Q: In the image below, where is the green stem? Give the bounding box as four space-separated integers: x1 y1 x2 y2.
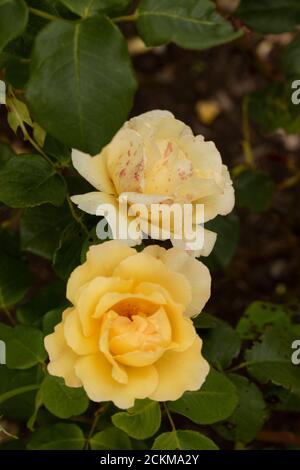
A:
67 194 89 235
0 385 40 405
113 11 138 23
227 361 253 373
28 7 61 22
163 403 176 432
7 90 54 167
163 403 182 450
85 404 109 449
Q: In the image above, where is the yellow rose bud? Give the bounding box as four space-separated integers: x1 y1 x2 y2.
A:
71 110 234 256
45 241 210 409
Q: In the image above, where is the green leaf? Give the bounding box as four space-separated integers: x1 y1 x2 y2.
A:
281 37 300 79
59 0 130 17
6 93 33 134
193 312 218 330
214 374 267 443
234 170 274 213
2 55 30 88
137 0 242 50
0 142 13 168
33 122 46 148
27 423 85 450
26 16 136 154
6 325 46 369
249 83 300 135
236 0 300 34
90 427 132 450
80 227 105 263
16 281 66 326
237 301 291 340
246 326 300 391
0 322 12 342
202 319 241 369
0 154 66 208
53 222 86 279
169 369 238 425
0 250 33 309
0 0 28 52
39 375 89 419
268 386 300 413
204 213 239 270
42 307 64 336
66 173 95 197
43 135 71 166
112 399 161 439
0 366 41 420
152 430 218 450
20 204 70 260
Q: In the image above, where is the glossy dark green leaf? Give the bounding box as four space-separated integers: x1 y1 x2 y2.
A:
152 430 218 450
246 326 300 390
26 16 136 154
137 0 242 50
112 399 161 439
214 374 267 443
0 322 12 342
237 302 291 341
40 375 89 419
193 312 218 330
43 135 71 166
6 325 47 369
16 281 66 326
236 0 300 34
27 423 85 450
169 369 238 424
20 204 70 260
202 319 241 369
53 222 86 279
0 0 28 52
0 154 66 208
0 142 13 168
0 365 41 420
234 170 274 213
90 427 132 450
0 250 33 309
59 0 130 17
268 386 300 413
6 57 30 88
42 307 64 336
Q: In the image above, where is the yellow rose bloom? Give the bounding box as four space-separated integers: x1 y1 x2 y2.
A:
44 241 210 409
71 110 234 256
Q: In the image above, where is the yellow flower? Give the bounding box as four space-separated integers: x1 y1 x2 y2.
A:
44 241 210 409
71 110 234 256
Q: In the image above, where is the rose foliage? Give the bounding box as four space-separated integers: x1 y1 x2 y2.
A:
0 0 300 452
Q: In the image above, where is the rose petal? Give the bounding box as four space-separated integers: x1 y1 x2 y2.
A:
72 148 116 194
75 353 158 409
150 336 209 401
